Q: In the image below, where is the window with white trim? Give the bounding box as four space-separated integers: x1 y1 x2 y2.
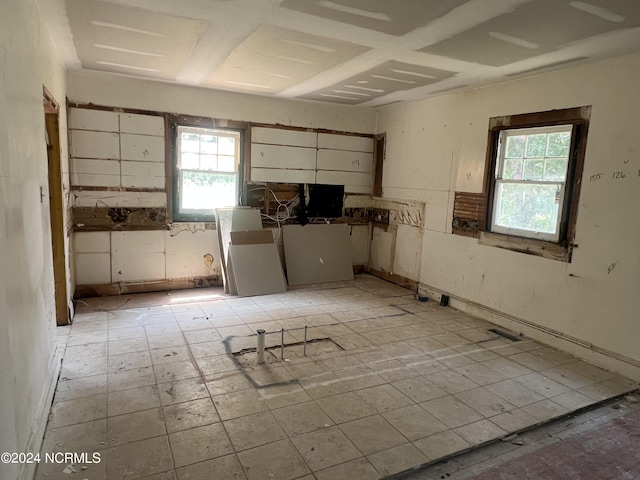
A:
491 125 573 242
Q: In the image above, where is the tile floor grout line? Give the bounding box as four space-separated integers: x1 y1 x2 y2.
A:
266 384 376 479
177 325 251 479
48 276 638 479
133 316 172 459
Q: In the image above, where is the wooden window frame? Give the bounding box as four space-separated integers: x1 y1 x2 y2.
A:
480 106 591 262
373 133 385 197
166 114 250 223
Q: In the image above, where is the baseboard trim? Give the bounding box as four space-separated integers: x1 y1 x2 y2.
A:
367 268 419 291
419 282 640 381
74 275 221 298
19 347 62 480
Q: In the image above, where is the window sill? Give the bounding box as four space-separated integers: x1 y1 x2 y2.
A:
479 231 572 262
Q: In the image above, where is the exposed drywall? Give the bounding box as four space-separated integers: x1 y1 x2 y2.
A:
74 226 222 293
376 52 640 379
0 1 68 479
66 76 376 295
251 127 375 194
345 195 425 283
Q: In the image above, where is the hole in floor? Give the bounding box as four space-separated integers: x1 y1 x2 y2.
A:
232 337 345 388
233 337 343 368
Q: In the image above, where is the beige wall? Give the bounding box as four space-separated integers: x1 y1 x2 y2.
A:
0 0 69 479
376 53 640 379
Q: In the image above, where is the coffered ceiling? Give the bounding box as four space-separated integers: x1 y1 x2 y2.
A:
37 0 640 107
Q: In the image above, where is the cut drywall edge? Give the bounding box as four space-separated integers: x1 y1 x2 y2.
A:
228 243 287 297
230 229 274 245
283 224 353 285
215 207 263 293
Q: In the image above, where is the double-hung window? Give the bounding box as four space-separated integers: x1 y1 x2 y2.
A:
169 118 244 222
492 125 572 242
481 106 590 261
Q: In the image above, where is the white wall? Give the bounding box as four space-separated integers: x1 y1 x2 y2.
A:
67 107 223 288
75 228 221 287
68 70 376 134
251 127 375 194
70 109 165 188
377 53 640 379
0 0 68 478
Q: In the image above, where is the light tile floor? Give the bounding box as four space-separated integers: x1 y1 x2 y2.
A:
38 275 637 480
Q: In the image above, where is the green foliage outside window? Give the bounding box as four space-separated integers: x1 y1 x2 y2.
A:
494 127 572 238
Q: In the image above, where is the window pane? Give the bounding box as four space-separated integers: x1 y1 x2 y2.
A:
200 154 217 170
546 132 571 157
523 159 544 181
201 135 217 154
544 158 568 181
218 155 236 172
181 133 200 153
181 152 199 169
175 126 242 218
495 182 560 234
505 135 525 158
218 136 235 155
525 134 546 157
503 158 523 179
181 172 237 211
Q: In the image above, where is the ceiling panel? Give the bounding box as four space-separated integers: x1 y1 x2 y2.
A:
421 0 640 66
280 0 469 36
66 0 209 80
301 60 457 104
40 0 640 106
205 25 369 95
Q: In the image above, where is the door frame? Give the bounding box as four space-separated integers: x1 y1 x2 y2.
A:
44 87 69 326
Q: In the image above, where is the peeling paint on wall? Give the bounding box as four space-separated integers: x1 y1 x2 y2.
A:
344 195 425 228
389 206 423 227
168 223 207 236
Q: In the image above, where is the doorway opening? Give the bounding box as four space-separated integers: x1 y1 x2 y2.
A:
44 87 69 326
